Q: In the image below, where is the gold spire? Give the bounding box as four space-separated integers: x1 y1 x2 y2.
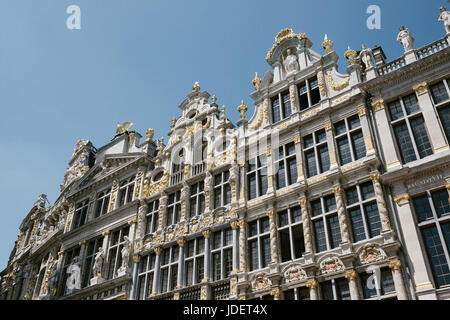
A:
237 100 248 120
192 81 200 92
252 72 262 91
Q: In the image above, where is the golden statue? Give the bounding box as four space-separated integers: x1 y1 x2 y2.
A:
116 122 133 134
146 128 154 140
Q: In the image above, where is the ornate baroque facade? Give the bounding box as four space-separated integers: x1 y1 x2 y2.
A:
1 6 450 301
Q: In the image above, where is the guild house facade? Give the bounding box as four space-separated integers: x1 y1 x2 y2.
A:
1 6 450 301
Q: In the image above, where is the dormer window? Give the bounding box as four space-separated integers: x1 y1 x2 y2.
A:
298 76 321 111
271 91 292 124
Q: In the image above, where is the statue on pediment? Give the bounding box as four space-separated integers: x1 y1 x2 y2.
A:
360 44 375 69
283 48 299 75
438 6 450 34
397 26 415 52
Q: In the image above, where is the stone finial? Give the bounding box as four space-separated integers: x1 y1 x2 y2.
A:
252 72 262 91
237 100 248 120
344 46 358 65
192 81 200 92
221 105 226 122
211 95 217 104
322 34 334 54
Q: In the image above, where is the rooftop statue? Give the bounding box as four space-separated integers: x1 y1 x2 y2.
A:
438 6 450 34
397 26 415 52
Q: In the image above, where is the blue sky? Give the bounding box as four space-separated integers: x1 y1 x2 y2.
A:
0 0 446 269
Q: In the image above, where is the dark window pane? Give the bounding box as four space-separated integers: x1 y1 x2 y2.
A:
328 215 341 248
431 189 450 217
365 202 382 238
394 122 417 163
388 100 404 121
351 130 366 160
292 225 305 259
318 145 330 173
305 150 317 178
261 237 271 267
278 211 289 227
413 195 434 222
349 208 366 242
282 92 292 118
403 94 420 115
437 105 450 142
410 116 433 159
324 195 336 212
311 200 322 217
421 226 450 287
380 268 395 295
336 278 351 300
279 229 291 262
321 281 334 300
314 220 327 252
334 121 347 135
430 82 449 104
337 137 352 165
249 240 259 271
348 115 361 130
346 187 359 205
272 97 281 123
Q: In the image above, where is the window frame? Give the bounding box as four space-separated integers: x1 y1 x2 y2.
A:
334 115 366 166
271 91 292 124
184 237 205 286
211 228 233 281
248 217 271 271
145 199 160 235
310 194 341 253
247 155 268 200
275 142 298 189
213 171 231 209
430 79 450 144
277 206 304 262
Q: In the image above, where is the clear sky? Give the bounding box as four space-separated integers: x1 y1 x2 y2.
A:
0 0 446 269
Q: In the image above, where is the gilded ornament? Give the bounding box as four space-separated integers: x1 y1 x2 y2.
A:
322 34 334 54
344 46 358 65
306 279 318 289
116 122 133 135
146 128 154 140
324 121 332 131
252 72 262 91
371 99 385 112
237 100 248 119
388 259 402 270
394 193 410 204
413 82 428 96
202 230 212 239
192 81 200 92
344 270 358 280
154 247 163 255
317 72 326 97
357 107 366 117
326 71 349 91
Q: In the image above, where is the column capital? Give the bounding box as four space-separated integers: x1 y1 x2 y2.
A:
133 255 141 263
78 240 87 246
299 197 307 207
370 171 380 182
266 208 276 219
357 106 366 117
388 259 402 270
266 147 272 156
202 230 212 239
102 230 111 236
238 219 246 228
269 287 282 298
324 121 333 132
154 247 163 255
306 279 318 289
344 270 358 280
371 99 385 112
394 193 410 205
294 135 301 144
128 218 138 225
177 238 186 247
333 185 343 196
413 82 428 95
230 221 240 230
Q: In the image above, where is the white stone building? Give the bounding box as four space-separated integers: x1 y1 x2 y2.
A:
1 6 449 301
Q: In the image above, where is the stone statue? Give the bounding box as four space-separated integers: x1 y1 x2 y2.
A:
397 26 415 52
283 48 299 74
360 44 374 69
120 236 131 270
66 256 81 293
93 247 104 277
205 171 213 191
438 6 450 34
146 128 154 141
229 161 239 183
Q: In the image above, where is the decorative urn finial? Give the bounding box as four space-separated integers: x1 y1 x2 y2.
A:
344 46 358 65
322 34 334 54
237 100 248 120
252 72 262 91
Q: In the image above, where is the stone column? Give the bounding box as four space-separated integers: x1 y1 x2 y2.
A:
151 247 162 296
180 183 190 222
393 191 436 299
101 230 111 278
109 179 120 211
344 270 360 300
157 194 168 230
306 279 319 300
130 255 140 300
64 204 75 233
136 200 148 246
299 197 313 253
266 208 279 264
231 221 240 273
357 106 376 156
333 185 350 244
270 287 283 300
266 147 274 194
289 83 299 113
177 239 186 289
78 240 88 284
238 220 247 272
413 82 449 154
388 259 408 300
293 134 305 183
203 230 212 282
371 99 402 170
325 121 339 170
370 172 392 232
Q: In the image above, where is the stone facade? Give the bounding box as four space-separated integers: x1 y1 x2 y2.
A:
1 6 450 301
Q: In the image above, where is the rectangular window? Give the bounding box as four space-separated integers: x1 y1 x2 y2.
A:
247 156 268 200
107 226 130 280
166 191 181 226
118 176 135 207
72 199 89 230
430 81 449 104
137 254 156 300
189 181 205 217
297 76 321 111
93 187 111 218
278 206 304 262
214 171 231 208
311 194 341 252
360 267 396 299
61 246 81 296
160 246 179 293
82 237 104 288
275 142 297 189
248 217 271 271
303 129 329 178
145 200 159 235
388 95 433 164
413 189 450 288
210 228 234 281
334 115 366 166
271 91 293 124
